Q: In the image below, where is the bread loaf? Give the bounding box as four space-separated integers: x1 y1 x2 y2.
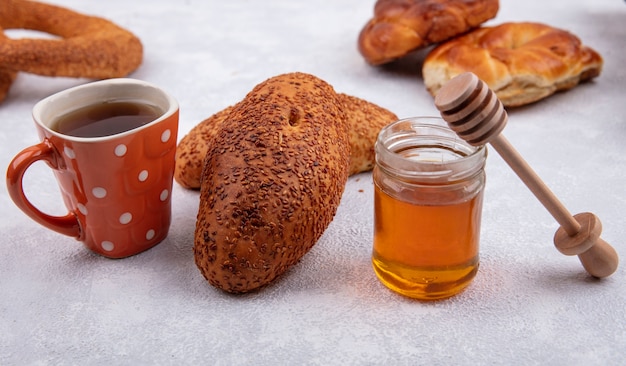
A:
175 93 397 189
174 106 233 189
193 73 351 293
339 93 397 174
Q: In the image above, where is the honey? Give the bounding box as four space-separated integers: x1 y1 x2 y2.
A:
372 117 486 300
373 185 483 299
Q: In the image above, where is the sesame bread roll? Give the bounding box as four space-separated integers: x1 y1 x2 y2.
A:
194 72 351 293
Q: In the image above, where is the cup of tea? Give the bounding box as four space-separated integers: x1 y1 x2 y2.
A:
6 78 179 258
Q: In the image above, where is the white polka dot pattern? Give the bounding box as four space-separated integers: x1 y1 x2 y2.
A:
101 241 114 252
77 203 88 215
60 113 177 258
114 144 127 157
119 212 132 224
161 129 171 143
92 187 107 198
64 146 76 159
138 170 149 182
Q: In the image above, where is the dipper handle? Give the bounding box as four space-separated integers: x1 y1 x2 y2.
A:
434 72 619 278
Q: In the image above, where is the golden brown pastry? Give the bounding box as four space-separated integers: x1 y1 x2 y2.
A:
0 0 143 103
0 67 17 102
174 93 397 189
339 93 398 175
194 72 350 293
358 0 499 65
423 22 603 107
174 106 234 189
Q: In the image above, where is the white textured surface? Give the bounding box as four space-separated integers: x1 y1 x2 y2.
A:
1 0 625 364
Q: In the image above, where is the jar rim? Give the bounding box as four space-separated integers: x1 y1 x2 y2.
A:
375 116 486 182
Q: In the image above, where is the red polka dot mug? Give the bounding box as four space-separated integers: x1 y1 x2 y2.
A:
6 78 179 258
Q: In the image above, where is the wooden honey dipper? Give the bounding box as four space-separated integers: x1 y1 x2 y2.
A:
434 72 619 278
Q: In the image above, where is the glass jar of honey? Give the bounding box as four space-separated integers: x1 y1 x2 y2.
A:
372 117 487 300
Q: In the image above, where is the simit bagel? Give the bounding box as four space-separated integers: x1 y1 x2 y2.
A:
0 67 16 102
0 0 143 103
423 22 603 107
194 72 351 293
358 0 499 65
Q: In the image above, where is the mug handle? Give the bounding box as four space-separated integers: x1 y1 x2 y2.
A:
6 139 81 238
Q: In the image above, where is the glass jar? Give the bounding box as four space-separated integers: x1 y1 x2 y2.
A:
372 117 487 300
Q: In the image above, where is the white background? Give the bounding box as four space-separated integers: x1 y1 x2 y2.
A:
1 0 625 364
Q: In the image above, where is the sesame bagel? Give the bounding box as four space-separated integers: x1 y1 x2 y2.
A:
0 0 143 103
193 72 351 293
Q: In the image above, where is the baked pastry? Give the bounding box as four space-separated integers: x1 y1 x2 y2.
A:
0 0 142 103
174 106 234 189
358 0 499 65
174 93 397 189
339 93 398 175
423 22 603 107
0 67 16 102
194 72 350 293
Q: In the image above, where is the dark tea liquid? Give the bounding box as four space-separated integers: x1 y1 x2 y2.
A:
51 101 163 137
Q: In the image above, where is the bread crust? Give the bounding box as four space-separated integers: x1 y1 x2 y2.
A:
358 0 499 65
339 93 398 175
423 22 603 107
174 106 234 189
174 94 397 189
193 73 350 293
0 0 143 103
0 67 17 102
